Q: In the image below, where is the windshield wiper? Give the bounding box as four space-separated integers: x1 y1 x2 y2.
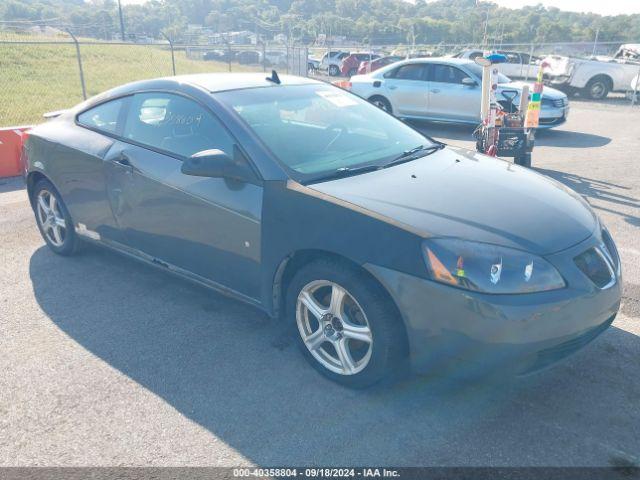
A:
383 143 445 169
309 164 381 183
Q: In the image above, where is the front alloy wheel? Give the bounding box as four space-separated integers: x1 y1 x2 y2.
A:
297 280 373 375
287 258 407 388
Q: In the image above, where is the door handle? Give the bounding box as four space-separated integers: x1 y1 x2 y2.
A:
115 153 132 166
388 85 397 90
431 89 441 94
109 152 133 172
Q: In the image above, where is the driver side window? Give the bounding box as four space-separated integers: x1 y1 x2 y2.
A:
122 93 234 159
430 64 471 85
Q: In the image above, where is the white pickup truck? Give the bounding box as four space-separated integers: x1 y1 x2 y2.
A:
542 44 640 99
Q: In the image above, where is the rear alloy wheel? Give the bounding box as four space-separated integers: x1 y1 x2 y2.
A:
329 65 340 76
33 180 78 256
287 259 407 388
369 95 392 114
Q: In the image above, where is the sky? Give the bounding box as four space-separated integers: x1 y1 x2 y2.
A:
488 0 640 16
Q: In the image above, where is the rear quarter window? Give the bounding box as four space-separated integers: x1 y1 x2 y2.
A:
77 98 127 134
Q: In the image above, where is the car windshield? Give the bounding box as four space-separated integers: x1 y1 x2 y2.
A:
465 63 512 83
216 84 435 182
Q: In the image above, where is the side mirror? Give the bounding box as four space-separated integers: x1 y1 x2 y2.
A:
462 77 478 87
181 148 256 183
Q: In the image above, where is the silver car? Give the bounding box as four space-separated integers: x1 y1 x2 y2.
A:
348 57 569 128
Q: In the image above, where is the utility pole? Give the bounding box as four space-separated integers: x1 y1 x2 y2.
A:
117 0 125 42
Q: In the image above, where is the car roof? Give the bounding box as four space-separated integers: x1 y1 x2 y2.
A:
372 56 474 74
157 72 321 93
74 72 325 113
403 57 473 66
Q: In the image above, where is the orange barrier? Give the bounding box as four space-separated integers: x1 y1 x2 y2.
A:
0 127 31 178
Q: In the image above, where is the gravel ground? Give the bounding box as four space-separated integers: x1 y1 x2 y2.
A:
0 101 639 468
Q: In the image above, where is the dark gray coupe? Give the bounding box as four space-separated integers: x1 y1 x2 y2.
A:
24 73 622 387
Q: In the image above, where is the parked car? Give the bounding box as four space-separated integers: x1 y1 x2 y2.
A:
454 49 539 78
319 50 350 76
25 73 621 387
358 55 405 75
340 53 380 77
348 57 569 128
203 50 233 62
264 50 287 67
308 57 321 73
408 50 435 58
236 50 262 65
542 47 640 99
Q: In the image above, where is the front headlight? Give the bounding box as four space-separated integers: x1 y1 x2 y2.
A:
423 239 565 294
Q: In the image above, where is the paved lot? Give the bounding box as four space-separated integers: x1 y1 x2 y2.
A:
0 100 639 467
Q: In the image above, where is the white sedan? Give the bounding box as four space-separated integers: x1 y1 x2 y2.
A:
347 57 569 129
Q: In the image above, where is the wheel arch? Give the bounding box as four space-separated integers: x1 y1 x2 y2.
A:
584 73 614 92
272 248 410 358
367 94 392 114
587 73 613 90
26 171 53 208
272 250 402 322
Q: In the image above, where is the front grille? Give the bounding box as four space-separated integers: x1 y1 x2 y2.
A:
523 314 615 373
574 247 615 288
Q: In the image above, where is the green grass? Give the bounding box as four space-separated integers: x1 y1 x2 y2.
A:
0 42 257 126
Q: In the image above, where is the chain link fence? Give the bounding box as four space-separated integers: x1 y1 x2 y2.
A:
1 25 639 127
0 28 309 126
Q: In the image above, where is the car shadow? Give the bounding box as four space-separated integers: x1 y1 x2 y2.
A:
534 129 612 148
408 121 612 149
29 244 640 466
537 168 640 226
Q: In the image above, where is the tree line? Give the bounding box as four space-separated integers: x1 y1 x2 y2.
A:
2 0 640 45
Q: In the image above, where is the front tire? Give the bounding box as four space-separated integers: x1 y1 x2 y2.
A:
329 65 340 76
287 258 407 388
584 76 611 100
33 179 79 256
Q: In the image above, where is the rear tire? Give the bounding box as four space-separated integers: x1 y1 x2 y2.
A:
369 95 392 114
286 258 407 388
584 76 611 100
32 179 79 256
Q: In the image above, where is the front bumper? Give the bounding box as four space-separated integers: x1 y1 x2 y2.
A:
544 74 572 88
366 234 622 376
538 105 570 129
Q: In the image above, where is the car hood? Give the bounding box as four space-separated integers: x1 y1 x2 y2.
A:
308 146 596 255
500 81 566 100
